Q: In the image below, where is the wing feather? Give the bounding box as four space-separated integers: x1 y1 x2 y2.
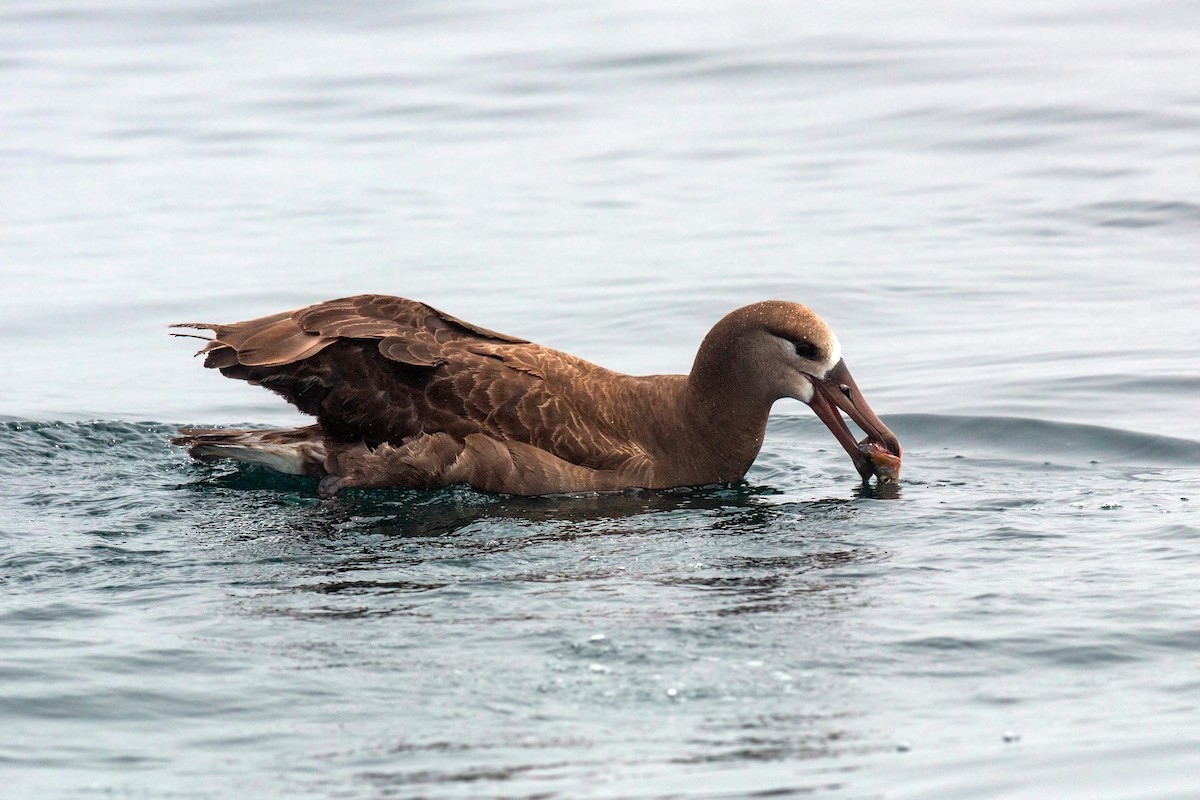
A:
292 295 528 347
238 323 327 367
379 335 445 367
174 294 648 470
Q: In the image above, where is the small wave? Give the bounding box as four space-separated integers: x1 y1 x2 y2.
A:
0 420 176 472
1067 199 1200 231
772 413 1200 469
893 413 1200 468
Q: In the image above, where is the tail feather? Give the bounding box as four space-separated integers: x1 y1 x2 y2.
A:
173 426 328 476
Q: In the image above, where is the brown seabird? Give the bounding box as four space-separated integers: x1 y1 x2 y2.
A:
172 295 901 496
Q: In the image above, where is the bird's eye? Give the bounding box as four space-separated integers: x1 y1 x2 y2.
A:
839 384 852 400
793 341 820 361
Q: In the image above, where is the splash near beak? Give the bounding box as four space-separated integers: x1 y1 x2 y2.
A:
806 360 902 483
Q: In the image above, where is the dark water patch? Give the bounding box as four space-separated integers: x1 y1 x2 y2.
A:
901 634 1000 653
573 48 712 74
675 729 848 765
0 601 108 625
1030 641 1142 667
900 633 1141 672
190 128 283 145
682 53 902 83
977 524 1065 541
895 102 1197 136
1142 522 1200 541
8 686 254 723
306 577 450 595
0 746 169 769
938 132 1061 153
569 44 908 87
357 761 559 792
1065 200 1200 231
195 463 323 496
352 99 571 125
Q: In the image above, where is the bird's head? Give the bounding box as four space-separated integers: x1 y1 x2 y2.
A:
693 301 902 483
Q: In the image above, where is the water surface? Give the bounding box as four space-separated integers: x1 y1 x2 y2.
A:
2 1 1199 797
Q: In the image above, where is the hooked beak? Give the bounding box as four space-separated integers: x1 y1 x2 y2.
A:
806 359 902 483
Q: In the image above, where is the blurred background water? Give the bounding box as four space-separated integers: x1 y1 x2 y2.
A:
2 1 1199 797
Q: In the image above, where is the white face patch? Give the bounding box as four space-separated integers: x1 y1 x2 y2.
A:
791 377 815 404
821 333 842 379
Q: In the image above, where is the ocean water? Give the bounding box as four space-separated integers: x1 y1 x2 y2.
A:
2 1 1199 797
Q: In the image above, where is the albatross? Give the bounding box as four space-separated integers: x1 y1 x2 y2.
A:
172 295 901 497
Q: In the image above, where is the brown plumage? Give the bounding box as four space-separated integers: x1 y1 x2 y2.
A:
172 295 901 497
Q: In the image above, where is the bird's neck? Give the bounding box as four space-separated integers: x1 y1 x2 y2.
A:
661 367 774 484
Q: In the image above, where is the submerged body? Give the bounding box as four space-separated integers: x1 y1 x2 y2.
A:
173 295 900 496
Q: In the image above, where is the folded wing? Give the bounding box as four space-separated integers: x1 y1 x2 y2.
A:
173 295 637 469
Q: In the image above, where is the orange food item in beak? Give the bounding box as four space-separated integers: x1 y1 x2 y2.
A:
859 438 901 483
